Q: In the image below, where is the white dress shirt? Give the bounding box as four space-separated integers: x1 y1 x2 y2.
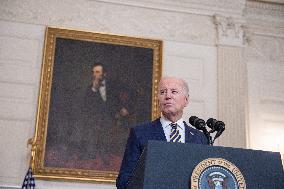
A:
160 116 185 143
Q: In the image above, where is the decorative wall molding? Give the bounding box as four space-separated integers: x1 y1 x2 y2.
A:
244 25 284 40
257 0 284 5
245 0 284 23
244 34 284 64
94 0 246 18
213 15 246 47
247 0 284 12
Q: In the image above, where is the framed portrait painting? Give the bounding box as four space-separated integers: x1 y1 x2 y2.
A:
30 27 162 182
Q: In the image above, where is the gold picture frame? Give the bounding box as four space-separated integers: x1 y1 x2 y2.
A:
29 27 162 183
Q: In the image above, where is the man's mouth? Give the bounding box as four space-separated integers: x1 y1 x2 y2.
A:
164 103 173 106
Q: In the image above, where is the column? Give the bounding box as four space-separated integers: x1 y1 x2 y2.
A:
214 15 248 148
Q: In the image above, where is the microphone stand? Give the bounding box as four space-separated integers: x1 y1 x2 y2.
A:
204 130 213 146
205 127 225 146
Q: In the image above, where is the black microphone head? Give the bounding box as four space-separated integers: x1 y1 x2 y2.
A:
189 116 206 130
212 120 225 140
215 121 225 132
189 116 198 125
206 118 217 130
206 118 225 132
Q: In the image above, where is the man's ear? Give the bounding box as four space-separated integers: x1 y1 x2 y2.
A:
184 94 189 107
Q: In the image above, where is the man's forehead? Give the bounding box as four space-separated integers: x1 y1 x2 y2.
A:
159 78 183 88
93 65 103 71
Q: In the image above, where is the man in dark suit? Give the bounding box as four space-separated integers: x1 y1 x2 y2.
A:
71 62 133 165
116 76 208 189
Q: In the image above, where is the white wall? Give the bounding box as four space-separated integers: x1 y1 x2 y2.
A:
0 0 283 188
0 20 45 187
245 29 284 153
163 41 217 120
244 0 284 152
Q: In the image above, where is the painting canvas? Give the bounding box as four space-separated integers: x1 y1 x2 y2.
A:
30 27 162 182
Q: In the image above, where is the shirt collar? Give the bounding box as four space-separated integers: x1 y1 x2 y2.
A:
101 80 106 86
160 115 184 130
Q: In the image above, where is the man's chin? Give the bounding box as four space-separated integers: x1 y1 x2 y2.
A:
162 110 176 116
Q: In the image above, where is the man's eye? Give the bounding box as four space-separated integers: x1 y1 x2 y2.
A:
160 91 165 95
172 90 178 94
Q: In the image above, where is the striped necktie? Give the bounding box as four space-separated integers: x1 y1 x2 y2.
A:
170 123 181 142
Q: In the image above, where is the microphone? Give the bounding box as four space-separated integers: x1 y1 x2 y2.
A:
206 118 225 140
189 116 211 145
189 116 207 133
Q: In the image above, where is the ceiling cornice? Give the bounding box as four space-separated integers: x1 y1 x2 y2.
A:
94 0 246 18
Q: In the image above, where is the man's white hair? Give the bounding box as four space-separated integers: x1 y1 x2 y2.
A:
159 76 189 96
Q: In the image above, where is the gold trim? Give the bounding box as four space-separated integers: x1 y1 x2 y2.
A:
30 27 163 183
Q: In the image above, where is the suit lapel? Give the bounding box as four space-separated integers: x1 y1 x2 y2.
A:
184 121 196 143
151 118 167 141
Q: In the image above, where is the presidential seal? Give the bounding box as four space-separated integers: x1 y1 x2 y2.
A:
191 158 246 189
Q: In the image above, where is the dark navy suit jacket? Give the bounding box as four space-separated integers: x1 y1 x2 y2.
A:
116 118 208 189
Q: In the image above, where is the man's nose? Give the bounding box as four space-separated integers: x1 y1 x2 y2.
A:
165 92 172 99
